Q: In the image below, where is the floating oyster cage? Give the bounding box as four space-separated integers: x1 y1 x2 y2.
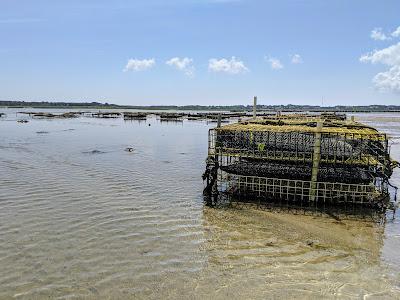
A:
203 112 399 211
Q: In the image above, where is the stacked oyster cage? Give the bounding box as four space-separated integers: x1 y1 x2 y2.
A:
204 113 398 207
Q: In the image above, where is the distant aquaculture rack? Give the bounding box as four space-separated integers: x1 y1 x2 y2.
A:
17 111 82 118
123 112 147 120
203 98 399 210
13 110 258 121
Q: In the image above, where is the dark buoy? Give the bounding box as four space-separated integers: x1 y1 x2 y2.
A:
148 123 151 126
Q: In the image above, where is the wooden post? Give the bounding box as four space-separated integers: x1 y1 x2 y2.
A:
253 96 257 119
310 122 323 201
217 114 222 128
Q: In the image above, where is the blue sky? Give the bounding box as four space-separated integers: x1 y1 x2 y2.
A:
0 0 399 106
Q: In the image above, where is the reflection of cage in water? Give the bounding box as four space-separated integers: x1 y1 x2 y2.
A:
204 114 398 207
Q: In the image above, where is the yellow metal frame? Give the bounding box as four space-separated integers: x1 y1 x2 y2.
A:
216 123 386 141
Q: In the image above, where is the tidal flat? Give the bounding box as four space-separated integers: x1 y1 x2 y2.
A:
0 109 399 299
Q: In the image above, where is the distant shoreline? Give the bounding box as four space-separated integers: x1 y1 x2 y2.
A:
1 101 400 113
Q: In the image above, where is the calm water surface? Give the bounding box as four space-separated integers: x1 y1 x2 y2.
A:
0 109 399 299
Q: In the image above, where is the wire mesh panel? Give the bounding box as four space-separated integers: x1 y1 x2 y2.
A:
217 170 383 205
213 128 388 171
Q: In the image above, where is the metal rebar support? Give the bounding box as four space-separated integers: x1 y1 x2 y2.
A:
310 122 323 201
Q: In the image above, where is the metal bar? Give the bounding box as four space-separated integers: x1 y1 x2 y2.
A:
310 122 323 201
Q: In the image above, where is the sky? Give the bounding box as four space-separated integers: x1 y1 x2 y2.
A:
0 0 399 106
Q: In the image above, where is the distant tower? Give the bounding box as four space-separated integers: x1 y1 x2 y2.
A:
253 96 257 119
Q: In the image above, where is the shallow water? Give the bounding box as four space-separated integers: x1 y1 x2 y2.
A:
0 109 399 299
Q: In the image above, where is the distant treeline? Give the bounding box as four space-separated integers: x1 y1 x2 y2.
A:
0 101 123 109
1 100 400 112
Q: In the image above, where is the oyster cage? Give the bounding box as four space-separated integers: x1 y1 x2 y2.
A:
203 113 399 212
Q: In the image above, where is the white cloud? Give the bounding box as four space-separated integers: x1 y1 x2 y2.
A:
360 42 400 92
208 56 248 74
124 58 155 72
291 54 303 64
370 28 390 41
373 66 400 92
266 57 283 70
166 57 195 76
360 42 400 66
392 26 400 38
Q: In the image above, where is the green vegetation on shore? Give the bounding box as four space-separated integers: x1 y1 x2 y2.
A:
1 100 400 112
